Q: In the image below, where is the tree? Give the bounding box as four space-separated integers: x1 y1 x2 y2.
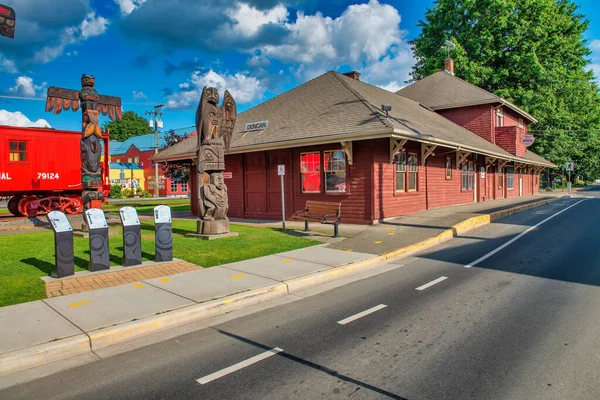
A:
410 0 600 178
102 111 152 142
160 129 192 183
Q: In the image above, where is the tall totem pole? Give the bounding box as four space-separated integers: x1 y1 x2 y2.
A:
195 87 237 235
0 4 16 39
45 75 122 215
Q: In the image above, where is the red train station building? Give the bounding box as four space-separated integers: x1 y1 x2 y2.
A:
153 63 555 224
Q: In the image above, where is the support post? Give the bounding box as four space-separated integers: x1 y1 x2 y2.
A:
304 220 309 232
280 174 286 230
333 222 339 238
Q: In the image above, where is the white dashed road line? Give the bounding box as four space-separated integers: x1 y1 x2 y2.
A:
465 200 587 268
337 304 388 325
415 276 448 291
196 347 283 384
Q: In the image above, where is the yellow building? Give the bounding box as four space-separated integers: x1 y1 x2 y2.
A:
109 162 145 191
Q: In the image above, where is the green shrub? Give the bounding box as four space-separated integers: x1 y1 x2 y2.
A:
122 188 135 198
109 185 122 199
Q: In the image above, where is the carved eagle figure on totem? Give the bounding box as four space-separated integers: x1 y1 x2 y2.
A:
195 86 237 153
0 4 15 39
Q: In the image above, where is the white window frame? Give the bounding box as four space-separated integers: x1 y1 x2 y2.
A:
170 181 178 192
496 108 504 127
324 150 347 193
507 167 514 190
300 151 322 194
395 152 406 192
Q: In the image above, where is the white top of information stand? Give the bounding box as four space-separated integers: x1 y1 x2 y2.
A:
85 208 108 229
47 211 72 233
119 206 140 227
154 205 171 223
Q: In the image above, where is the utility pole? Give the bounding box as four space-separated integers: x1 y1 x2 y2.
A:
145 104 164 198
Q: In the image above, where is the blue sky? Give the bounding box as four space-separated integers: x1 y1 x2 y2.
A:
0 0 599 133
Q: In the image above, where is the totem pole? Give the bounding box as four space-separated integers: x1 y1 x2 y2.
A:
195 87 237 235
0 4 16 39
45 75 122 216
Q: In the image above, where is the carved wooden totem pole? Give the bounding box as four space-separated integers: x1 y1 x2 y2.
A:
45 75 122 215
195 87 237 235
0 4 16 39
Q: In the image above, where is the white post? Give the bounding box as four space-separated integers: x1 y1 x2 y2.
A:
280 174 285 230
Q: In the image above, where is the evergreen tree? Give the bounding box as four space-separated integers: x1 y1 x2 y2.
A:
410 0 600 178
102 111 153 142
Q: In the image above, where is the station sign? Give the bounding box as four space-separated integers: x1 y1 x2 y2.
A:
522 135 535 147
245 120 268 132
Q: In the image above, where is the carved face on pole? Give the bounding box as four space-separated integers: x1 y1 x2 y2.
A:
0 4 16 39
81 74 95 88
210 172 225 190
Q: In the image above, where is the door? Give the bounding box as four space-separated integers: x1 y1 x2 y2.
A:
266 150 291 216
244 152 267 215
487 166 495 200
519 170 523 196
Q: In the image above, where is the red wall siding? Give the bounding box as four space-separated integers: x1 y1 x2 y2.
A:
438 105 494 143
425 153 474 209
226 154 245 219
373 139 426 219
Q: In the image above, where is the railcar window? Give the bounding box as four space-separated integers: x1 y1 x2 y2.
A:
9 141 27 161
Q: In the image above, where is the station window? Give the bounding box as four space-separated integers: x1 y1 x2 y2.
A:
407 153 418 191
461 161 474 190
300 151 321 193
395 152 406 192
134 156 139 164
170 181 178 192
324 150 346 193
496 108 504 127
9 141 27 162
395 152 418 192
181 182 188 192
445 156 452 179
507 167 514 189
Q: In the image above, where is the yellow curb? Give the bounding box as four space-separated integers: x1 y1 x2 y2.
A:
69 301 90 307
382 198 560 263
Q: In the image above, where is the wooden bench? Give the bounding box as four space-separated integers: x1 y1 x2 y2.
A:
293 200 341 237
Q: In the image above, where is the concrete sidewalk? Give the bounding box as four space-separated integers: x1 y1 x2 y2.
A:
0 193 563 380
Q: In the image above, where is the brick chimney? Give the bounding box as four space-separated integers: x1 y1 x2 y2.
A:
343 71 361 81
444 58 454 75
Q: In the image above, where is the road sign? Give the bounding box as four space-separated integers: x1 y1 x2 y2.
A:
522 134 535 147
565 162 574 172
278 165 285 176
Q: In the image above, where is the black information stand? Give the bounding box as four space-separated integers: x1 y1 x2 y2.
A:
119 206 142 266
47 211 75 278
85 208 110 271
154 205 173 262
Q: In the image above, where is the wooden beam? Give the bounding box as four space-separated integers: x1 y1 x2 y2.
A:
485 157 497 170
498 159 509 169
421 144 437 166
390 138 407 164
341 141 353 166
456 150 471 169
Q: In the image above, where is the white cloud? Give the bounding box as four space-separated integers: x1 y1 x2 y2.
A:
81 12 109 39
253 0 414 87
590 39 600 52
7 76 47 98
132 90 147 99
222 3 288 38
115 0 148 15
3 6 110 69
0 110 51 128
167 69 264 109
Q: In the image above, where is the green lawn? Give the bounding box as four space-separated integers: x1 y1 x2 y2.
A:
103 199 191 214
0 221 317 307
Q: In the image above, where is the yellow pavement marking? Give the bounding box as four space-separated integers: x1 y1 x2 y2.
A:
159 278 170 283
389 232 395 236
282 258 293 263
344 249 353 252
384 227 395 230
374 241 382 244
69 301 90 307
133 283 144 288
232 274 246 279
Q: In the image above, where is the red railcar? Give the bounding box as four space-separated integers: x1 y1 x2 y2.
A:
0 125 110 217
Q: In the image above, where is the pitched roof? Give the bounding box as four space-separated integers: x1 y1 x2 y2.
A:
110 126 195 156
522 150 556 167
109 162 142 170
396 71 537 123
153 71 552 167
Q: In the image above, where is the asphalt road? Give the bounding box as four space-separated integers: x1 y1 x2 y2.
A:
2 190 600 400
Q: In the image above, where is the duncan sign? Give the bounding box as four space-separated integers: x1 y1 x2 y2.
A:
245 120 268 132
